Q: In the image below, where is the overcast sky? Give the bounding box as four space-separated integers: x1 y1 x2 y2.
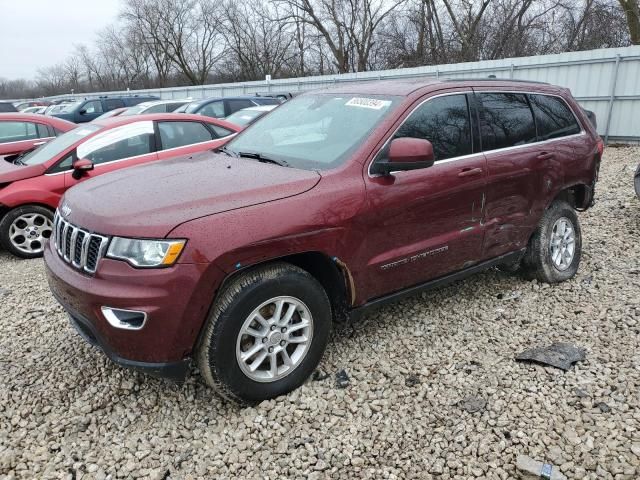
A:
0 0 122 80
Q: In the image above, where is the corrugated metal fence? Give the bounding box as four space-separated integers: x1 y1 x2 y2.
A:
46 46 640 143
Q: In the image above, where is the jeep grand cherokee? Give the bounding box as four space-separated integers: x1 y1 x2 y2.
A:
45 79 602 403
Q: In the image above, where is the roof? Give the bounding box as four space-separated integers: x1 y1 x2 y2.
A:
315 78 565 97
0 112 76 129
90 112 242 132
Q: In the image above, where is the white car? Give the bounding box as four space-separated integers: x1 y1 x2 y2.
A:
21 106 47 115
224 105 278 127
120 99 191 116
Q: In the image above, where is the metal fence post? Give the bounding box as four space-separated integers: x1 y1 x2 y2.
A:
510 64 515 79
604 54 622 145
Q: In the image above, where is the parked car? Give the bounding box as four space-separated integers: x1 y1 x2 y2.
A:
44 104 74 116
44 79 602 403
225 105 278 127
121 99 190 116
15 101 51 111
0 102 18 113
0 113 75 161
0 113 240 258
176 96 280 119
22 106 47 115
52 96 159 123
93 108 128 121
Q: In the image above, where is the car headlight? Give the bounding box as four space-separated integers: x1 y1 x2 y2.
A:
106 237 186 268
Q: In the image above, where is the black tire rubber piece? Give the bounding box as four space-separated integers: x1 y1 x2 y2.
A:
522 200 582 283
197 262 332 404
0 205 54 259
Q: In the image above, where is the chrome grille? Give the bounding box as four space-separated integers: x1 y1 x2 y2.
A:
53 212 109 274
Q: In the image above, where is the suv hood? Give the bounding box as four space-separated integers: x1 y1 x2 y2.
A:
0 159 46 183
62 151 321 238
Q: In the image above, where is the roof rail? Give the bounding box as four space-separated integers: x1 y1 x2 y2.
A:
447 77 550 85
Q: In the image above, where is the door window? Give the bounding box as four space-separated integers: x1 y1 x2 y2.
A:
226 99 256 115
478 93 536 151
393 94 472 161
82 100 103 114
77 121 154 164
0 121 38 143
158 121 213 150
104 99 125 111
36 123 52 138
528 94 581 141
199 101 225 118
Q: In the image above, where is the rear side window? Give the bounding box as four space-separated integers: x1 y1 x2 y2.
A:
145 104 167 114
479 93 536 150
199 101 225 118
529 94 581 141
36 124 51 138
394 94 472 161
158 121 213 150
254 98 280 106
209 124 234 138
0 121 38 143
226 99 256 115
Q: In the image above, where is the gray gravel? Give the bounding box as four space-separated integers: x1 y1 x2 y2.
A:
1 147 640 479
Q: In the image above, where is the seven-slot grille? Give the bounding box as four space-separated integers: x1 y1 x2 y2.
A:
53 211 109 274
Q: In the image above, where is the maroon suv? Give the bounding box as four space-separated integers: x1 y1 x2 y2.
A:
45 79 602 403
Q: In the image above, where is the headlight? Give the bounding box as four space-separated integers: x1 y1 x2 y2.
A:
106 237 186 268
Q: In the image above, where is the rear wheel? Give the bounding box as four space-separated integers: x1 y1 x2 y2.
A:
0 205 54 259
197 262 332 404
522 200 582 283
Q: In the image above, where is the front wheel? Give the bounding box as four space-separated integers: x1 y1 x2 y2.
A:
522 200 582 283
0 205 54 259
197 262 332 404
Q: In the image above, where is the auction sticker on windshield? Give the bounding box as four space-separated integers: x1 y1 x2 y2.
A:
345 98 392 110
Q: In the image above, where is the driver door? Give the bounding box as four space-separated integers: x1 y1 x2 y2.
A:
64 121 158 188
357 91 487 301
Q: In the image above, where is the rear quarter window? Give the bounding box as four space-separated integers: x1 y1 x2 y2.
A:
529 94 581 141
479 93 536 151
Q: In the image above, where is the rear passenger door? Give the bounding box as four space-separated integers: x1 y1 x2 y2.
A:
475 91 545 258
225 99 256 117
103 98 125 112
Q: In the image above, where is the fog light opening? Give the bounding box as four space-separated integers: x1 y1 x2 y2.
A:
101 307 147 330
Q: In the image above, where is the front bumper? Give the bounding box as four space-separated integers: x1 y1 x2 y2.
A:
44 240 225 382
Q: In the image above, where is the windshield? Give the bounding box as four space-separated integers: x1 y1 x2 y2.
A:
226 94 399 170
225 109 265 127
60 101 82 113
22 124 101 166
121 104 150 116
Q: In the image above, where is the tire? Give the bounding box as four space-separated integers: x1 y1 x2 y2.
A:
522 200 582 283
0 205 54 259
197 262 332 404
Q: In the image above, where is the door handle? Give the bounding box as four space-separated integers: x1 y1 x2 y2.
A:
458 167 483 178
537 151 554 160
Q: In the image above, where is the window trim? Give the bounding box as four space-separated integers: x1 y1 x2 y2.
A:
368 90 585 177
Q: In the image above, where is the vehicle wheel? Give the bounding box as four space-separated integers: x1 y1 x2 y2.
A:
522 200 582 283
197 262 332 404
0 205 54 259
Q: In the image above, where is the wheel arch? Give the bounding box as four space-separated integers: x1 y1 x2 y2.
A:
550 183 593 211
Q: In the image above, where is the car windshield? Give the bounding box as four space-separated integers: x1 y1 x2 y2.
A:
121 104 150 116
225 109 266 126
226 94 400 170
60 101 82 113
22 124 101 166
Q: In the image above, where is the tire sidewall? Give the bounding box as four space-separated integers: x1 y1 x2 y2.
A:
207 271 331 403
0 205 54 259
536 203 582 282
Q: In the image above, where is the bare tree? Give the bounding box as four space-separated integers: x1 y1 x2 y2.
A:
619 0 640 43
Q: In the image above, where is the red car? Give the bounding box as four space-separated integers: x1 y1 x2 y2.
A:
0 113 75 160
0 113 240 258
45 79 602 402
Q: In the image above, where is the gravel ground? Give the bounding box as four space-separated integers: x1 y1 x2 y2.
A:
1 147 639 480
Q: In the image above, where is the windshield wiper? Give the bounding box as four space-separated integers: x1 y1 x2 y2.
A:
217 145 238 157
238 151 289 167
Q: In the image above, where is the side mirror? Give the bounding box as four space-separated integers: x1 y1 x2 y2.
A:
372 137 435 175
72 158 94 180
78 109 87 115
